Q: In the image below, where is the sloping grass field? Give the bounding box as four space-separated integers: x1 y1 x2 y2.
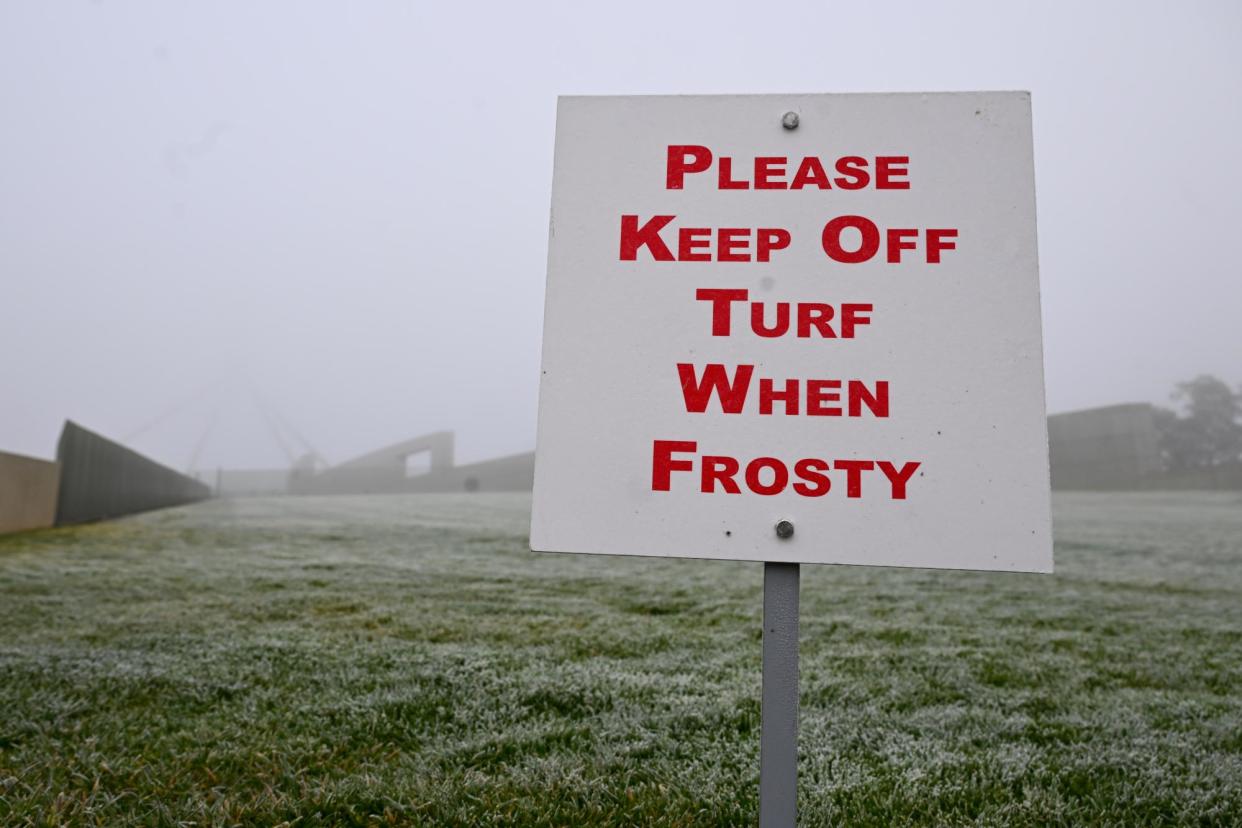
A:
1 492 1240 826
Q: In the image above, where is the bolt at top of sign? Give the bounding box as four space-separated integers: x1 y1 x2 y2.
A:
781 111 800 130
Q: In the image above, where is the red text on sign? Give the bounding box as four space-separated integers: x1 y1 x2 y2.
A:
677 364 889 417
651 440 920 499
620 215 790 262
821 216 958 264
665 145 910 191
695 289 872 338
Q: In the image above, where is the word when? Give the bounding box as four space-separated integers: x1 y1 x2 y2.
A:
677 365 889 417
652 440 920 498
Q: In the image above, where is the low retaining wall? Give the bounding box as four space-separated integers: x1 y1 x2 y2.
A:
55 421 211 525
0 451 60 534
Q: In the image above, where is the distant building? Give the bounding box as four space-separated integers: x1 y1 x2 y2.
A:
208 468 294 497
262 403 1213 497
1047 403 1162 490
289 431 534 495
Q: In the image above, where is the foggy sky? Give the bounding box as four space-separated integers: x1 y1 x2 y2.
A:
2 1 1240 471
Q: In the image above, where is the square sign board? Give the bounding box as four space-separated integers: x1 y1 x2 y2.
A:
532 92 1052 572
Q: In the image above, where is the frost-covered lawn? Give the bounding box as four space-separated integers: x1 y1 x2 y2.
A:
0 492 1240 826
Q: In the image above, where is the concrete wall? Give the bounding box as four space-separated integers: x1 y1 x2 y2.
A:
0 451 60 534
55 421 211 525
1048 403 1163 490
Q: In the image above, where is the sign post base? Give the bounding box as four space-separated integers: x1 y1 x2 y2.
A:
760 561 800 827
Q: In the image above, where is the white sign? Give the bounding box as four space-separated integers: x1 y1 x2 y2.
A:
531 93 1052 573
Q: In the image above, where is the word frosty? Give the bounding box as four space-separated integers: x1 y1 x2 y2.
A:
652 441 920 500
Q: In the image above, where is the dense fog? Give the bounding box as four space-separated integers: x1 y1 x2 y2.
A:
2 1 1239 470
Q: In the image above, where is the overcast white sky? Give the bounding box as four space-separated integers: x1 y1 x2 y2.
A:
2 1 1239 470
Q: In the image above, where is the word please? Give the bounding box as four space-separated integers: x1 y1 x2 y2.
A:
652 440 921 499
666 145 910 190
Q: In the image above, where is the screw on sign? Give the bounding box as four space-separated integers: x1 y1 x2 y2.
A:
532 94 1052 826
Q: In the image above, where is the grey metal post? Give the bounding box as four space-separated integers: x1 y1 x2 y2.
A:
760 561 800 827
